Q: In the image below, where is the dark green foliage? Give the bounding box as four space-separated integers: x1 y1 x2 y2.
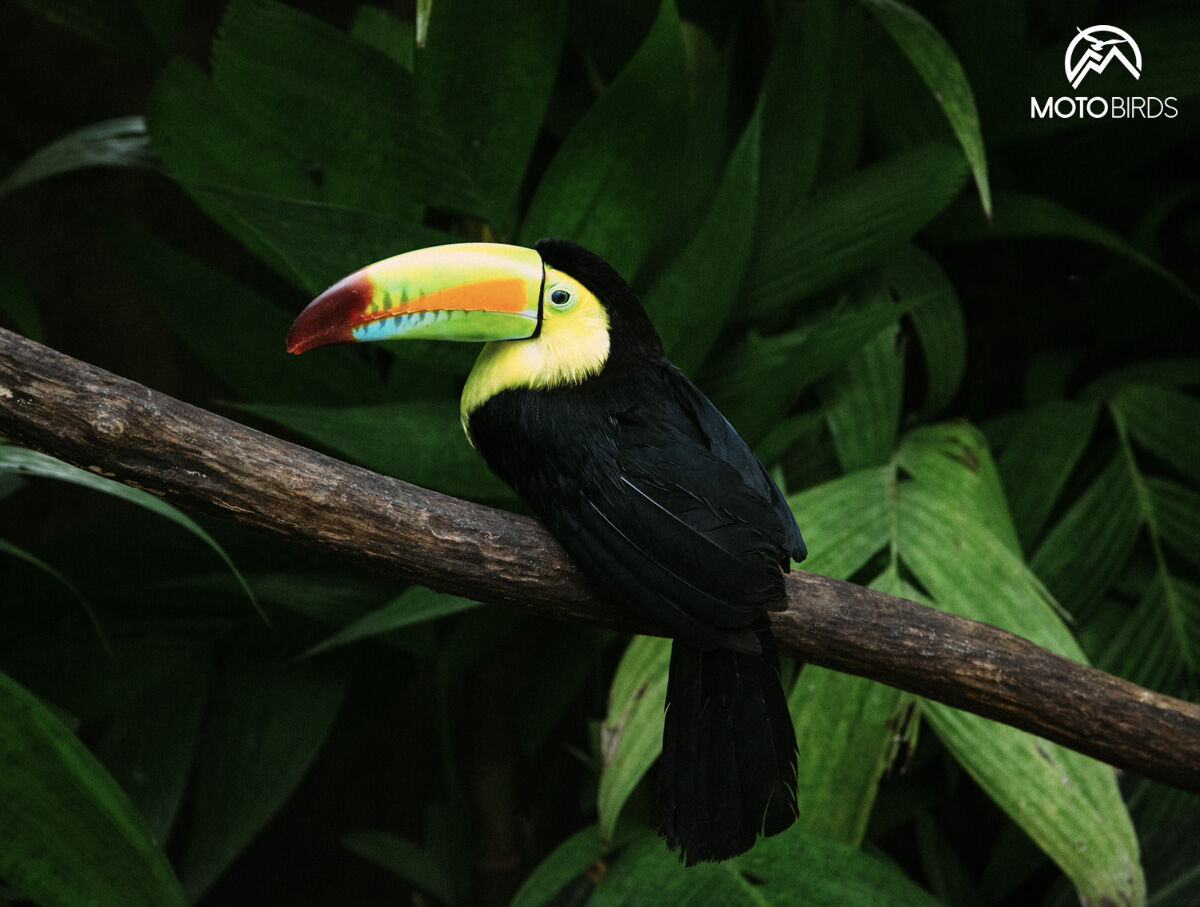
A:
1 0 1198 904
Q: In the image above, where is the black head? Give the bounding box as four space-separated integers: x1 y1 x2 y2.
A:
535 238 664 372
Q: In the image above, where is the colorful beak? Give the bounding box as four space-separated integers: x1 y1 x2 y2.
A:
286 243 544 354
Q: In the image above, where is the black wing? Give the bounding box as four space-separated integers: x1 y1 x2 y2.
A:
532 361 804 653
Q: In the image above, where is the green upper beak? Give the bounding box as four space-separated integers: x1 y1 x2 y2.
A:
286 243 545 354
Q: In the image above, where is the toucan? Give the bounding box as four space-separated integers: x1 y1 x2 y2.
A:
287 239 806 864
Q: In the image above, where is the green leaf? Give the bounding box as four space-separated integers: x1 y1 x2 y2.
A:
114 225 384 404
0 670 186 907
13 0 180 61
787 465 891 580
510 823 609 907
596 635 671 846
788 662 912 845
95 645 209 844
859 0 990 216
417 0 566 230
1031 454 1142 615
818 306 904 471
1115 385 1200 488
934 193 1200 307
233 400 514 503
212 0 477 217
1148 477 1200 570
996 401 1098 552
349 5 414 70
341 831 453 903
710 287 926 443
881 245 965 416
897 423 1021 556
0 446 260 619
304 586 481 657
643 105 761 374
756 0 837 234
514 625 607 757
894 491 1145 906
0 537 109 656
0 250 43 341
743 142 969 318
0 116 156 199
1081 358 1200 404
181 656 346 900
520 0 688 280
1095 577 1191 693
194 185 454 296
586 824 945 906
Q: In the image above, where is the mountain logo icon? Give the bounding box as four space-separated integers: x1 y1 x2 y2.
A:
1065 25 1142 89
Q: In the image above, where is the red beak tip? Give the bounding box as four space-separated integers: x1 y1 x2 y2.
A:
285 275 373 356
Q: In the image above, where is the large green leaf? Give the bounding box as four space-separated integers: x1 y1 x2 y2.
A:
149 61 450 294
859 0 990 216
520 0 688 280
305 586 481 658
0 670 186 907
1116 385 1200 488
148 58 329 285
95 644 209 844
596 635 671 846
709 287 926 443
785 470 906 844
743 142 968 318
234 400 514 502
181 656 346 900
933 193 1200 307
897 423 1021 556
12 0 179 61
788 663 912 845
341 831 453 904
1080 358 1200 404
0 446 259 617
196 185 454 297
0 537 108 655
756 0 836 235
349 5 414 70
0 116 156 200
1031 454 1142 615
881 245 965 416
510 823 611 907
996 401 1098 552
895 476 1144 906
818 302 904 471
1149 477 1200 570
584 824 944 906
643 105 761 374
212 0 477 217
788 465 892 580
114 226 385 404
417 0 566 230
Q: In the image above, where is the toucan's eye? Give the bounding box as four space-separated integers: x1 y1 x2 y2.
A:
550 289 572 308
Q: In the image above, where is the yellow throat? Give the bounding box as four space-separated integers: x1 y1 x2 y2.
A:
460 266 610 442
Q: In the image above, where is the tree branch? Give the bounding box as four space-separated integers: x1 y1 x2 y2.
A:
1 327 1198 792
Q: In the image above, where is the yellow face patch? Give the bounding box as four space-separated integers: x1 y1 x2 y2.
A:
460 266 610 441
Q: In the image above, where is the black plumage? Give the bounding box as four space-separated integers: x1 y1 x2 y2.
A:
467 239 806 864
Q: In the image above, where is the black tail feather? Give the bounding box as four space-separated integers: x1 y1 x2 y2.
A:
657 625 799 864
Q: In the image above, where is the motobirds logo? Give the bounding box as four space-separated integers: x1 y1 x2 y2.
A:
1031 25 1178 120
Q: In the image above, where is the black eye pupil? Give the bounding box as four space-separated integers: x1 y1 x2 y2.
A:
551 289 570 305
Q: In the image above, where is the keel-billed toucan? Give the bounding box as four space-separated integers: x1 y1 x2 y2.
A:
287 239 807 864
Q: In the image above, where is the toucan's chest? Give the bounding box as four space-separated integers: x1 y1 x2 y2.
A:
464 378 628 505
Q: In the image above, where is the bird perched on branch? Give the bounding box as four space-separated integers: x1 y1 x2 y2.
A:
287 239 806 863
